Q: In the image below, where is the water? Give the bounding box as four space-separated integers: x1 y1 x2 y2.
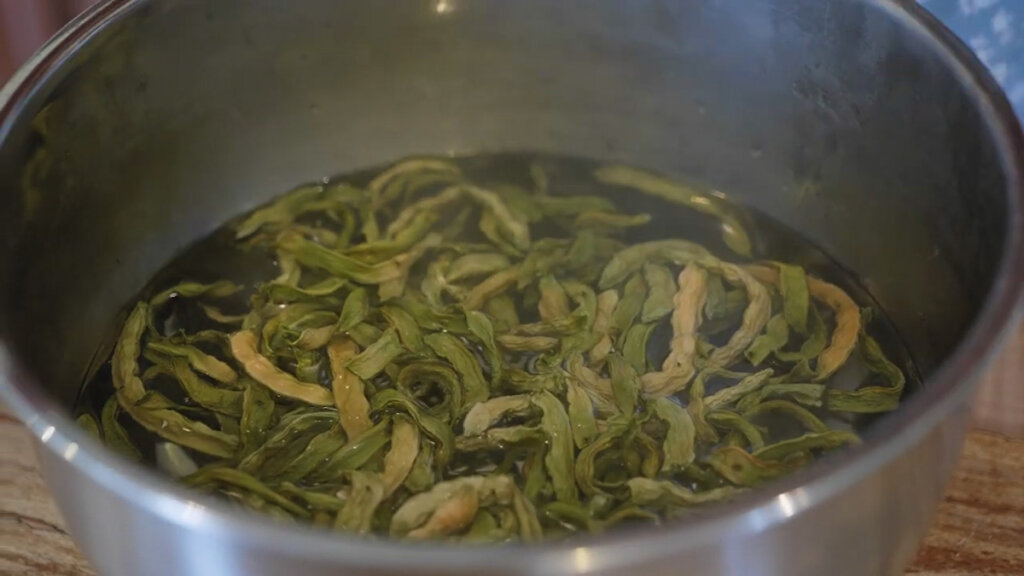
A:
74 152 920 539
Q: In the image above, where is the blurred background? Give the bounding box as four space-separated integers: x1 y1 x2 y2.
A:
920 0 1024 114
0 0 1021 437
0 0 96 80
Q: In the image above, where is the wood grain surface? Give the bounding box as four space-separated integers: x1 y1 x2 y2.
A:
907 431 1024 576
972 325 1024 440
0 413 1021 575
0 411 94 576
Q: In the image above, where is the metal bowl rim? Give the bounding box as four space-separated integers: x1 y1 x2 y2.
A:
0 0 1021 571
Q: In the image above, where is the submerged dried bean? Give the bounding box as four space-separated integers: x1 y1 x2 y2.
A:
230 330 333 406
327 336 372 439
113 304 239 457
87 156 910 543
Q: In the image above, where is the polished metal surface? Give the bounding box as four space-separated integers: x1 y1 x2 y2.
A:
0 1 1022 575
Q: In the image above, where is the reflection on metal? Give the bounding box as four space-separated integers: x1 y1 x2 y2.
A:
777 493 797 518
180 501 209 527
572 547 592 572
775 488 811 519
434 0 453 15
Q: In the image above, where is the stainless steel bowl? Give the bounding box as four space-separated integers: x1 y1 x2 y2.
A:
1 1 1022 575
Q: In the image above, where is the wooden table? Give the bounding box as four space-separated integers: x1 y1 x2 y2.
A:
2 327 1024 575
